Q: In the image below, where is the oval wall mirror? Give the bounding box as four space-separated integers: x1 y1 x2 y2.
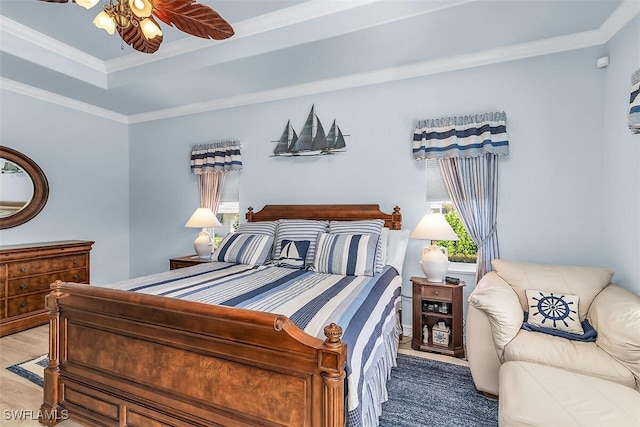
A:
0 146 49 229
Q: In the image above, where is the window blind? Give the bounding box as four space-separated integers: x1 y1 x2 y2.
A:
426 159 449 203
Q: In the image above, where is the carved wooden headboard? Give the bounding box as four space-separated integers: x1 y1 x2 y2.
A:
246 204 402 230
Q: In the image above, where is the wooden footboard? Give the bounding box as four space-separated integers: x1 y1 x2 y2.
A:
40 281 346 427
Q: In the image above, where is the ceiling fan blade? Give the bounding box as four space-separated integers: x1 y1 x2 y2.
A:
117 16 163 54
151 0 234 41
37 0 71 3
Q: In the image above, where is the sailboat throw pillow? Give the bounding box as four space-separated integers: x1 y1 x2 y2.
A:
277 240 310 269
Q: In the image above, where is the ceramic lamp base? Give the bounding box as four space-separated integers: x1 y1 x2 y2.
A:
420 244 449 282
193 230 212 259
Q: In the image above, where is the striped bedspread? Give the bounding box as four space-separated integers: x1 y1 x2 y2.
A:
100 261 402 426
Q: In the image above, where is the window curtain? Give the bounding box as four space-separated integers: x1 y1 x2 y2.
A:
190 140 242 234
413 112 509 282
630 68 640 134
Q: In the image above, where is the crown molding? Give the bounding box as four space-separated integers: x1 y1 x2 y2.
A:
4 1 638 124
598 0 640 42
0 78 128 124
0 15 106 73
127 27 609 124
104 0 436 73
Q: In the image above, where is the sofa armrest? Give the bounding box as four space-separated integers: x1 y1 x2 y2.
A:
468 271 523 355
466 305 502 396
589 284 640 390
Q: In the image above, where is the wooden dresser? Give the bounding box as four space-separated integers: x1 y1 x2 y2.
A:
0 240 94 337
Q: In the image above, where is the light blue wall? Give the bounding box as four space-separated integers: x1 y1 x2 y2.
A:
2 17 636 319
602 15 640 294
129 44 617 324
0 91 130 284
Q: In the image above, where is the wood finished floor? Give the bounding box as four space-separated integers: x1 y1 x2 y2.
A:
0 326 467 426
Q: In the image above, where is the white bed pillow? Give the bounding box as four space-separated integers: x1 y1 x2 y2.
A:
385 229 410 275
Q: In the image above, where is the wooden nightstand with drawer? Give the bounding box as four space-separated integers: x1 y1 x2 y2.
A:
169 255 212 270
411 276 466 358
0 240 94 337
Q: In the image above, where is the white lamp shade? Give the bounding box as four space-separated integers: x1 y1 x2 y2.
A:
410 214 459 242
93 11 116 35
139 18 162 39
185 208 221 228
129 0 153 18
76 0 100 9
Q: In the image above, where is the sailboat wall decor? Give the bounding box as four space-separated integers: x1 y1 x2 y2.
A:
271 105 347 157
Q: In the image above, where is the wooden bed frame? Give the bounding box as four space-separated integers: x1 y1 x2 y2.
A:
40 204 402 427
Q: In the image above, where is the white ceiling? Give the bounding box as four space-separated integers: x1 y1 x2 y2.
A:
0 0 637 123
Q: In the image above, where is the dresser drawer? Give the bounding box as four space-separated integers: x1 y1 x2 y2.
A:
7 268 88 297
7 254 88 278
7 292 48 317
421 285 452 301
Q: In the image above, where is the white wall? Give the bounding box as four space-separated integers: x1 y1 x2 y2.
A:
0 91 131 284
129 44 615 326
602 15 640 294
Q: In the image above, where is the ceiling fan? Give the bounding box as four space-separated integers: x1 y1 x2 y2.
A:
39 0 234 54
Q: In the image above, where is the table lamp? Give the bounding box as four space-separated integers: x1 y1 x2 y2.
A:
185 207 221 259
410 213 459 282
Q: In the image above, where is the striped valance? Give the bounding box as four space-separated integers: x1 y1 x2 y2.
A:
190 140 242 174
630 68 640 134
413 111 509 159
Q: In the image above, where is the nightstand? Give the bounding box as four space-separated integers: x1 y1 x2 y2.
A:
411 276 466 358
169 255 211 270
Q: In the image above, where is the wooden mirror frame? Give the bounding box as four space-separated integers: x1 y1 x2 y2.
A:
0 146 49 229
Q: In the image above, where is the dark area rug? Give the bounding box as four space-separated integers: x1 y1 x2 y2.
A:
379 353 498 427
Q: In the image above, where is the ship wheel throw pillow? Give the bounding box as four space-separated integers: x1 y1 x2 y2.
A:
525 289 584 334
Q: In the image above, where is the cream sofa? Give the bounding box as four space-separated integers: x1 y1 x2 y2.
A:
466 260 640 426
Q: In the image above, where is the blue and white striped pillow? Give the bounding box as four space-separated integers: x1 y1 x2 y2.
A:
328 219 385 273
274 220 328 266
236 221 278 237
212 233 274 266
313 233 379 276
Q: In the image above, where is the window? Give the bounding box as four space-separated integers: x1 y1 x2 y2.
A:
426 160 477 263
213 173 240 247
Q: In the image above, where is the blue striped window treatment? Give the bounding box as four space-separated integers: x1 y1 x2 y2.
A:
190 140 242 174
630 68 640 134
190 141 242 236
413 112 509 282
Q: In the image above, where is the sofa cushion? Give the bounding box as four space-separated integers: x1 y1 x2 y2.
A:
499 361 640 427
503 329 637 389
492 260 613 320
468 272 523 355
525 289 583 334
588 285 640 390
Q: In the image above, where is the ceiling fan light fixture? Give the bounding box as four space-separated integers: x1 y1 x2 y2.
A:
139 18 162 39
75 0 100 9
93 10 116 35
39 0 234 54
129 0 152 18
